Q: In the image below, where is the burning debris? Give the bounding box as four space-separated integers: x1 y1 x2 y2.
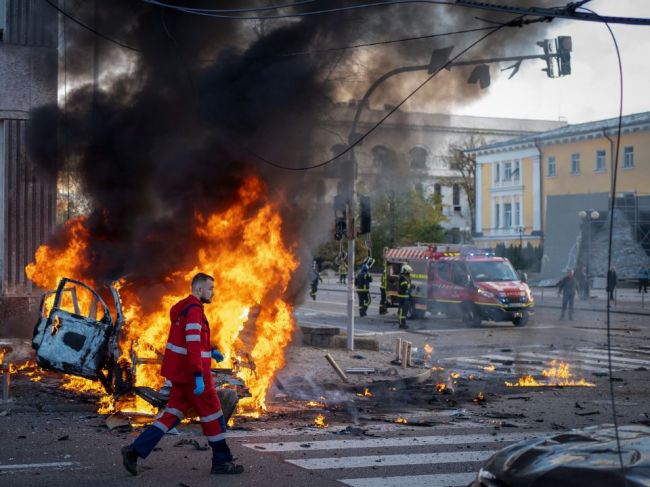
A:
436 383 448 394
356 388 373 398
473 391 486 405
505 360 596 388
305 401 326 408
483 363 496 372
395 416 408 424
313 414 329 429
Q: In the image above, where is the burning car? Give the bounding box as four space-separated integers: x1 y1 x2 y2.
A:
32 277 244 420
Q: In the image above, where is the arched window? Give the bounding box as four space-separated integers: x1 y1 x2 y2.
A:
409 146 429 170
371 145 397 171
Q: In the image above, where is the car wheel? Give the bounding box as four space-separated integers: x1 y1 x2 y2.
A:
512 311 529 327
462 304 482 327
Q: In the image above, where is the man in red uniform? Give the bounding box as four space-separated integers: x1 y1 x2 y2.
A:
121 273 244 476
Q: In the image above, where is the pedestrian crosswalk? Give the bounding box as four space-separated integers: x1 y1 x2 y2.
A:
446 346 650 375
240 428 543 486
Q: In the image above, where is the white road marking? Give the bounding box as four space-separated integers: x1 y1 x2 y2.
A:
339 472 476 487
285 450 494 469
515 351 639 371
243 432 537 452
542 350 650 366
0 462 80 471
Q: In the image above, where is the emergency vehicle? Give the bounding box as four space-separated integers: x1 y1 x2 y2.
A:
384 244 534 327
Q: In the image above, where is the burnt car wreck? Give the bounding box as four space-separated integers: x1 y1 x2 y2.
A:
31 277 244 420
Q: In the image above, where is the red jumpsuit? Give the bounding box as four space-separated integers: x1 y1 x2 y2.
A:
156 295 226 441
131 295 231 462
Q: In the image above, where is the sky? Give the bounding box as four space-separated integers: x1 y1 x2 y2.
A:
450 1 650 124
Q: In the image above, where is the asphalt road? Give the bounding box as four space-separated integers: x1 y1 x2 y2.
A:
1 283 648 486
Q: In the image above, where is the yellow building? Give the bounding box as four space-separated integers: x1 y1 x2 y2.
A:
469 112 650 250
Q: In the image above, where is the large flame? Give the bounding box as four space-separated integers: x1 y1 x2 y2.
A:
26 175 298 414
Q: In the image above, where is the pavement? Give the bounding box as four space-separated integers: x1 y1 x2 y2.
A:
1 281 649 486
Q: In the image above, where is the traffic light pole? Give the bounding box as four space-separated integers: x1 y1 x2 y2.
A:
341 38 571 350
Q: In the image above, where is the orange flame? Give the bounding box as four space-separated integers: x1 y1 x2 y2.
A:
505 360 595 387
306 401 326 408
356 388 373 398
395 416 408 424
435 383 447 393
26 175 298 415
483 363 496 372
314 414 328 428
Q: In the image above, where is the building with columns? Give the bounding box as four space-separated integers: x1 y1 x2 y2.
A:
317 103 564 233
469 112 650 278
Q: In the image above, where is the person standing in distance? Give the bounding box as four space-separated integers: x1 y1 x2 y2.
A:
121 273 244 476
557 269 577 321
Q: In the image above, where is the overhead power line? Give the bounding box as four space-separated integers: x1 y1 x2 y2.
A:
247 21 509 171
43 0 142 51
144 0 650 25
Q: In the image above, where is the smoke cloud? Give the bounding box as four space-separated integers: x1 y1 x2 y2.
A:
29 0 556 297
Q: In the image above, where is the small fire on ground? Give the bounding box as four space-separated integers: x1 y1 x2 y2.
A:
313 414 328 428
505 360 595 387
395 416 408 424
356 388 373 398
305 401 326 408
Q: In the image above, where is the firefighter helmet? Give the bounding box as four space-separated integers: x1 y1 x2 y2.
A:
401 264 413 274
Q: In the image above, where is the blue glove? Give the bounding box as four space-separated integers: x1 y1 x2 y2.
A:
193 374 205 396
211 348 225 363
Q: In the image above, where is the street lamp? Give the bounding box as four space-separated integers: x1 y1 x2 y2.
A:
578 209 600 298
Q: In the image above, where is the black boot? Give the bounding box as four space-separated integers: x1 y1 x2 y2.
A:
211 462 244 475
121 445 138 476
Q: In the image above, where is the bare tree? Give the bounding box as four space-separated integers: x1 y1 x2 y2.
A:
443 134 486 232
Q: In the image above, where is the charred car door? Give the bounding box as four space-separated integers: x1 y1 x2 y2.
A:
32 278 114 379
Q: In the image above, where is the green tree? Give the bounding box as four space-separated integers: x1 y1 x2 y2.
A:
443 134 486 232
370 189 446 261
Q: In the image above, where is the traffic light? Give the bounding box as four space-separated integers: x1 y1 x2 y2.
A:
536 39 556 78
359 194 371 235
556 36 572 76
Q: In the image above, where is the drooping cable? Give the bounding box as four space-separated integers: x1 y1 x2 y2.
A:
245 22 508 171
579 5 628 485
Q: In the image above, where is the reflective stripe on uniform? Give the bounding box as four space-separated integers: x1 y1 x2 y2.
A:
200 411 224 423
201 351 212 358
166 343 187 355
185 335 201 342
185 323 202 331
165 407 184 419
207 433 227 442
153 420 169 433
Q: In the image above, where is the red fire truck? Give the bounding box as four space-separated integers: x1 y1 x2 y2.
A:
384 244 534 327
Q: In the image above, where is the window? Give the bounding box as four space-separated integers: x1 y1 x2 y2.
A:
371 145 396 170
494 163 500 184
434 262 451 282
515 202 521 227
409 147 428 169
595 150 606 172
504 203 512 229
571 153 580 174
451 262 471 287
434 183 442 198
504 162 512 182
624 146 634 168
495 203 500 229
512 160 520 182
452 184 461 212
547 156 556 177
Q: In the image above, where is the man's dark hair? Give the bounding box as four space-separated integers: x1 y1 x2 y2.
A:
192 272 214 289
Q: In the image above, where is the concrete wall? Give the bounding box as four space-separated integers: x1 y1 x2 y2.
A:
0 0 58 296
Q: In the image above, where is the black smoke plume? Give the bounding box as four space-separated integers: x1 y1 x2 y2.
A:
29 0 556 298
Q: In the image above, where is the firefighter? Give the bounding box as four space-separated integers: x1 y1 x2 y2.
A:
398 264 413 329
379 257 388 315
309 260 323 300
121 273 244 476
356 263 372 317
339 261 348 285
